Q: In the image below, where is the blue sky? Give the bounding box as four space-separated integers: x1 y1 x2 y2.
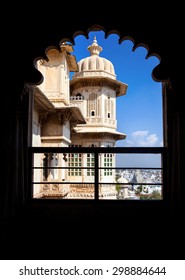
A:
70 31 163 167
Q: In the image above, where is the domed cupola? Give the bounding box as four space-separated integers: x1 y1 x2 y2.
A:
73 36 116 79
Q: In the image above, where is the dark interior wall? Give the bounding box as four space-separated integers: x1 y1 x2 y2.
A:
2 5 184 259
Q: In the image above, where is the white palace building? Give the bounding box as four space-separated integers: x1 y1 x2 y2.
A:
32 36 128 199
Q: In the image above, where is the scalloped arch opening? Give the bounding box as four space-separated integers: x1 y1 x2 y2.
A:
32 28 164 151
70 30 161 87
72 27 162 84
31 26 165 86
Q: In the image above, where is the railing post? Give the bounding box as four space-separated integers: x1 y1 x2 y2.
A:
28 147 34 200
94 151 99 200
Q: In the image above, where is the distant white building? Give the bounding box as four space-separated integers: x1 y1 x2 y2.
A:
32 37 128 198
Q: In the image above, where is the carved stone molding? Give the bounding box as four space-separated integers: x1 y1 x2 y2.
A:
39 112 49 125
60 111 72 124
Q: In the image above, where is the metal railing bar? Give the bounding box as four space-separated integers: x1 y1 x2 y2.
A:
32 182 95 184
94 151 99 200
98 182 163 186
32 166 162 170
32 167 96 169
98 167 162 170
30 146 165 154
30 146 165 200
32 182 162 186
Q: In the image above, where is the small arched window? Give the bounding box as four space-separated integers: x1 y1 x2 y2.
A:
76 93 83 100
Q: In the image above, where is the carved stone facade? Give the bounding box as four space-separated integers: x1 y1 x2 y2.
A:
32 37 128 199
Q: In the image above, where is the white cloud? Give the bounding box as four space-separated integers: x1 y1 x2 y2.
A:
132 130 149 138
140 133 158 146
126 130 159 147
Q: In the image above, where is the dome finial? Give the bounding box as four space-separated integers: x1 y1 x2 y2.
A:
88 35 103 56
93 35 97 44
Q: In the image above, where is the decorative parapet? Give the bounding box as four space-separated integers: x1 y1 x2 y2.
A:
73 70 116 80
85 117 116 128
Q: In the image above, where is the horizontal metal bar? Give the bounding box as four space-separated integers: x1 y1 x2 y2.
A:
98 182 163 185
29 146 165 154
32 167 95 169
32 182 162 185
32 166 162 170
32 182 95 184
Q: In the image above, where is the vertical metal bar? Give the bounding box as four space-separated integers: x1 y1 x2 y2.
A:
94 151 99 200
162 147 167 201
28 147 33 199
